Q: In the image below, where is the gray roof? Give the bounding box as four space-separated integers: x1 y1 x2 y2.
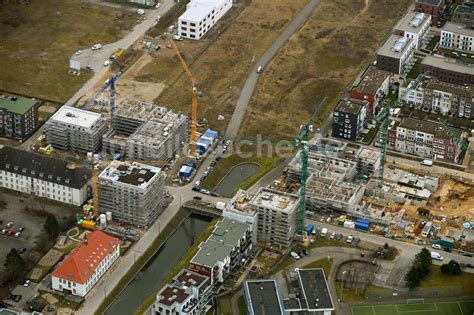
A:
378 35 414 59
421 55 474 75
297 268 334 311
245 280 285 315
425 79 473 97
398 118 463 139
395 12 430 33
416 0 442 5
0 146 89 189
335 99 365 115
455 4 474 15
442 22 474 37
0 309 19 315
353 66 390 95
191 218 250 267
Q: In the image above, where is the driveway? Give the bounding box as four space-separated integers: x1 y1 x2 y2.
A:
225 0 322 137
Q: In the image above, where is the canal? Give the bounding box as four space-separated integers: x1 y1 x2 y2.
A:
105 213 212 315
215 163 259 197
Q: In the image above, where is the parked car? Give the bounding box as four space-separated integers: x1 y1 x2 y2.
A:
302 250 309 256
432 244 442 250
6 222 13 228
346 235 354 243
335 234 343 240
18 227 24 232
463 252 473 257
329 232 336 239
210 192 220 197
91 44 102 50
18 247 27 254
290 251 300 260
200 189 210 195
14 231 21 238
104 60 111 67
86 65 94 70
155 2 161 8
75 50 82 55
466 263 474 269
7 229 14 236
1 228 6 235
21 279 30 287
9 294 22 302
193 196 202 200
192 187 200 192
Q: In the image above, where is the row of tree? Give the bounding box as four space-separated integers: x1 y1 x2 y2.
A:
405 248 432 288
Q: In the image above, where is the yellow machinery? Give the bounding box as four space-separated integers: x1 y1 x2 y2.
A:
81 220 96 230
169 40 199 156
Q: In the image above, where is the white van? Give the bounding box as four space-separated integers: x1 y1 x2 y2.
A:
321 227 328 237
256 66 262 73
421 159 433 166
431 251 443 261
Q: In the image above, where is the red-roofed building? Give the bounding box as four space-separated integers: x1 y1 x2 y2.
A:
51 230 120 297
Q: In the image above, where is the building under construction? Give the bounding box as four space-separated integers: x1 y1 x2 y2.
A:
98 161 166 227
45 106 108 153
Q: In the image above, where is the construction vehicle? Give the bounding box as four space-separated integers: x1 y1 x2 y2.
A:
83 69 123 123
169 40 199 157
295 97 327 235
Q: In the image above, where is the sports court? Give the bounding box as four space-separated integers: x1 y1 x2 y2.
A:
351 300 474 315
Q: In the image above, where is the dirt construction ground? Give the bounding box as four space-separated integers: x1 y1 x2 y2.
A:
240 0 412 140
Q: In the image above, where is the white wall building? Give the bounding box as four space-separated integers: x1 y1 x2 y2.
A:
398 77 428 109
394 11 431 49
52 231 120 297
178 0 232 40
223 190 258 244
440 22 474 53
0 146 89 206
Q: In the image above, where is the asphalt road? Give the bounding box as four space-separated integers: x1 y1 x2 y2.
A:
224 0 321 137
18 0 176 152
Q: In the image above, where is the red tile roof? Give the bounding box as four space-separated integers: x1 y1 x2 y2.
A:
52 230 120 284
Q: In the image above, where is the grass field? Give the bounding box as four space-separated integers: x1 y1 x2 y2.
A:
0 0 136 102
239 0 412 140
351 301 474 315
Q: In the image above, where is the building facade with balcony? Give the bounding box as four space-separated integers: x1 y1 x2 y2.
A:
398 76 429 109
376 35 416 76
394 11 431 49
0 96 38 140
395 118 463 163
423 79 473 118
440 22 474 53
350 66 390 116
332 98 369 141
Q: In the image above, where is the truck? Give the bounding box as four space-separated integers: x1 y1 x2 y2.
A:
430 251 443 261
321 227 328 237
439 237 454 249
420 159 433 166
305 224 314 234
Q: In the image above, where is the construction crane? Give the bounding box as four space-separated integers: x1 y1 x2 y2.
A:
295 97 328 235
437 117 474 165
169 40 199 156
91 162 100 218
375 98 397 189
83 69 123 122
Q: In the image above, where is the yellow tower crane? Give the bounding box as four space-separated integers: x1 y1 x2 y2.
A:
169 40 199 156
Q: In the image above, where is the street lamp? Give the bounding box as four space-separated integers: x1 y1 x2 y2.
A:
341 270 347 302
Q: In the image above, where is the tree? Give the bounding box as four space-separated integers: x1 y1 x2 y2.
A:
44 214 59 241
4 249 25 280
415 248 432 278
405 264 421 289
441 260 462 276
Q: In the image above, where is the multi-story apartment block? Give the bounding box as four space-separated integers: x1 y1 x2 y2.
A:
0 95 38 140
178 0 232 40
395 118 463 163
394 11 431 49
249 188 299 248
52 231 120 297
332 98 369 141
243 280 286 315
223 190 258 244
377 35 416 76
453 4 474 29
350 66 390 115
423 79 473 118
189 218 252 284
98 161 166 227
415 0 444 25
421 55 474 85
0 146 89 206
153 269 212 315
45 106 108 153
398 76 429 109
440 22 474 52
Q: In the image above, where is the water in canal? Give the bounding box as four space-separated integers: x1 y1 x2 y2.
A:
215 163 259 197
105 214 212 315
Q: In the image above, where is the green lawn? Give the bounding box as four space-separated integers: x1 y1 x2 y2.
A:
237 295 247 315
351 301 474 315
406 58 422 80
419 266 474 296
217 293 234 315
426 35 440 51
303 259 332 275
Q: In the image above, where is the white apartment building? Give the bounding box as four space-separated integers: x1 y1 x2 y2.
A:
45 106 108 153
223 190 258 244
0 146 89 206
398 77 428 109
377 35 416 75
178 0 232 40
423 80 474 118
52 231 120 297
394 11 431 49
440 22 474 53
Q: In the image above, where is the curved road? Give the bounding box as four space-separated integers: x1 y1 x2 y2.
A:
225 0 321 137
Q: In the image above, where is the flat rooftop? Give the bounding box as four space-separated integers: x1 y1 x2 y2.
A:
191 218 249 267
244 280 285 315
398 117 463 139
157 285 189 307
455 4 474 15
297 268 334 311
335 98 365 115
353 66 390 95
0 95 37 115
50 106 102 128
174 268 209 290
378 35 414 59
180 0 225 21
425 79 472 97
395 11 430 33
99 161 161 188
114 101 162 121
443 22 474 37
225 190 256 215
421 55 474 75
251 188 298 213
129 114 184 144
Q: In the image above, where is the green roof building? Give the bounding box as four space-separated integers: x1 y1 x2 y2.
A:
0 95 39 140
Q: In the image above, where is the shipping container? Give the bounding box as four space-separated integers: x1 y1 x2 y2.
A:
355 219 370 231
439 237 454 249
203 129 218 141
179 165 193 177
344 220 355 229
305 224 314 234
